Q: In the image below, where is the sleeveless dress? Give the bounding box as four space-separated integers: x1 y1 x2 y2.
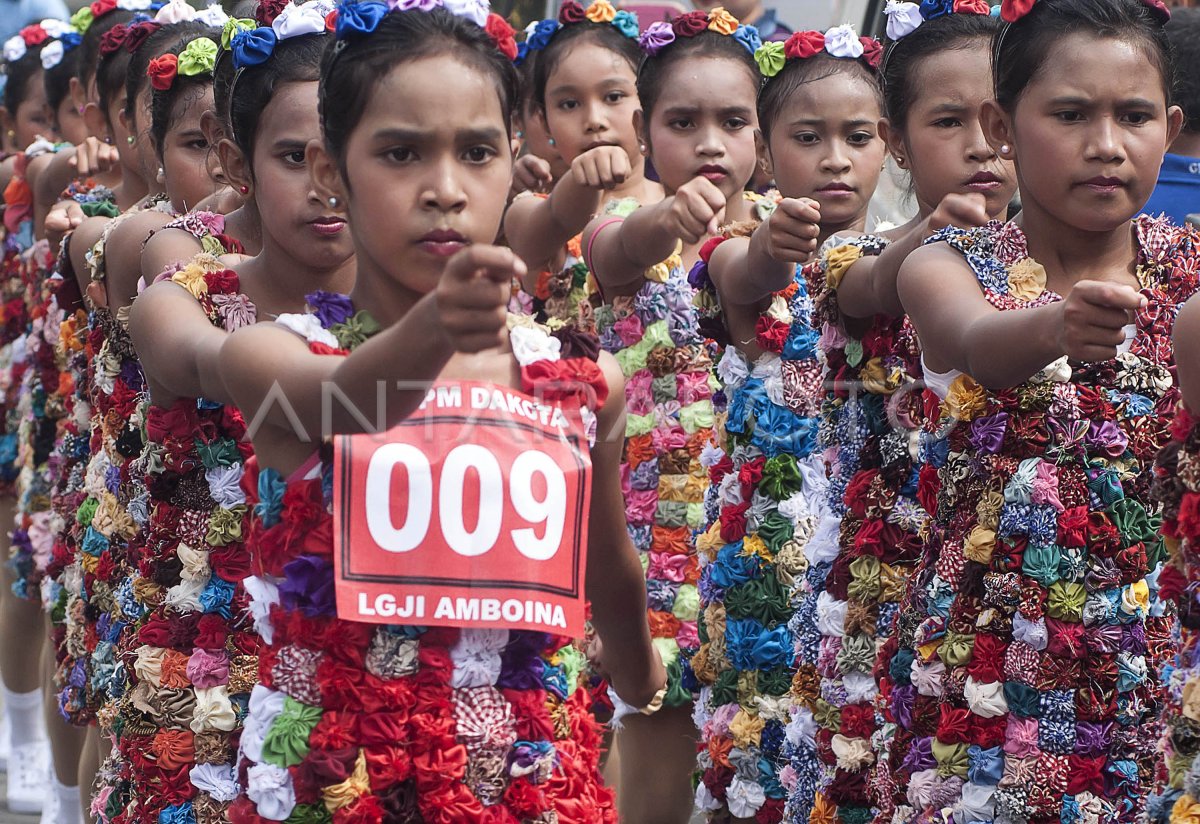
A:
782 235 930 824
688 244 830 824
874 215 1195 824
102 253 259 824
228 300 617 823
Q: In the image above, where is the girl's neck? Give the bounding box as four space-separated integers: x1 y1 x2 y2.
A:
222 204 262 257
238 232 356 318
113 166 149 212
817 211 868 247
606 162 661 207
1016 197 1138 293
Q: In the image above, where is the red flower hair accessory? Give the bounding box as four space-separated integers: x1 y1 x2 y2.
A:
1000 0 1167 22
147 52 179 90
755 25 880 78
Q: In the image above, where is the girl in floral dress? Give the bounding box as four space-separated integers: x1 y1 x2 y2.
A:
216 3 664 821
878 0 1191 820
581 11 766 819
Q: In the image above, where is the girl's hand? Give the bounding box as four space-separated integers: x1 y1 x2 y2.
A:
589 635 668 710
927 192 990 236
762 197 821 264
1057 280 1146 363
570 144 631 191
45 200 84 235
512 154 555 195
68 136 120 177
665 176 727 244
435 245 527 353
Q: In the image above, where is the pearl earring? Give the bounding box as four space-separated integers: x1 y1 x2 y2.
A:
328 196 340 209
894 156 905 168
127 135 135 145
548 137 555 147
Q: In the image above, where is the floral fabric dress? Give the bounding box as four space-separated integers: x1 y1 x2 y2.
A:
229 298 617 823
103 254 259 824
780 235 930 824
874 216 1194 824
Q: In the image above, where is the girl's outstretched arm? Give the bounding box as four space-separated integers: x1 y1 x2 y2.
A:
584 352 666 708
898 242 1146 391
1176 294 1200 412
504 145 631 276
584 175 726 297
708 196 820 308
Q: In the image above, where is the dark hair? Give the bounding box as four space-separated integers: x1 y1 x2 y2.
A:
229 34 325 168
148 28 220 157
758 51 880 138
636 31 759 120
124 22 208 124
880 13 996 130
1167 7 1200 133
993 0 1172 111
44 47 82 124
4 50 46 115
319 8 518 166
532 22 640 111
77 9 135 94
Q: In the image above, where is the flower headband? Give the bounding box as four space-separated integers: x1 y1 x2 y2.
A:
71 0 158 35
327 0 518 62
753 24 880 78
637 8 761 57
228 0 335 70
3 20 83 67
98 18 159 57
146 35 218 91
516 0 639 65
883 0 996 41
1000 0 1167 22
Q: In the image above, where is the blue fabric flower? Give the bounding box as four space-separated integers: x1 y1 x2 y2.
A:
611 10 639 38
199 576 236 617
782 324 818 360
726 618 792 669
158 802 196 824
707 542 760 589
231 26 277 69
732 24 761 55
61 31 83 51
526 18 560 50
335 0 388 39
919 0 953 18
256 467 286 527
967 745 1004 785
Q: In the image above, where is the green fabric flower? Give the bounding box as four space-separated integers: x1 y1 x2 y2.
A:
932 740 969 778
205 504 248 547
331 310 383 350
847 556 881 603
222 17 257 49
286 804 332 823
82 201 119 219
1047 580 1086 622
754 41 785 77
1003 681 1041 717
260 697 323 768
679 401 714 434
656 500 689 528
757 512 794 554
813 698 841 731
71 7 94 33
836 632 875 674
672 584 699 622
178 37 219 77
76 497 99 527
1110 497 1154 544
760 454 803 501
195 437 241 469
1022 543 1060 587
759 666 792 696
938 631 975 668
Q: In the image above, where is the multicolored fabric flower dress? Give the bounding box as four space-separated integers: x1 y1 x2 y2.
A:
778 235 930 824
228 298 617 823
687 243 829 823
102 254 259 824
874 215 1194 824
591 199 721 709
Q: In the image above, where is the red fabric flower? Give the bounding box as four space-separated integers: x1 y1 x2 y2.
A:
719 501 749 542
755 316 789 353
485 13 518 61
520 357 608 409
19 24 48 47
859 37 881 69
698 236 725 263
783 30 824 60
204 268 240 295
91 0 118 16
952 0 990 12
256 0 290 25
558 0 585 23
99 24 128 56
672 11 708 36
1000 0 1035 22
124 20 163 53
147 53 179 91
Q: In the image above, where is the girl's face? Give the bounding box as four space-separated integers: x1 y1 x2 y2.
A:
326 54 512 297
250 81 352 268
161 85 220 212
989 33 1182 233
767 68 885 232
13 71 54 148
542 39 640 166
890 45 1016 219
54 92 87 145
642 55 759 201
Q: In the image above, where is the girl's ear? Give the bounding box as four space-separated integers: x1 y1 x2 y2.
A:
82 102 110 142
217 135 250 197
1167 104 1185 151
755 128 772 178
68 76 87 118
878 117 908 170
307 138 347 206
980 99 1014 160
201 110 232 188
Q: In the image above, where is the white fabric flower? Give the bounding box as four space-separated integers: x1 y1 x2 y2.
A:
38 18 70 37
815 592 848 637
246 762 296 821
717 473 744 508
449 628 508 688
40 40 64 70
442 0 489 26
958 782 997 822
963 676 1008 717
906 768 939 809
717 347 750 391
244 576 280 644
195 4 230 26
192 686 238 733
190 762 239 802
695 782 722 812
784 707 816 749
1012 613 1047 650
176 543 211 583
240 685 287 763
824 24 864 59
134 646 165 688
155 0 197 21
910 659 946 697
843 672 877 704
275 312 340 349
206 463 246 508
726 776 767 818
699 442 725 469
884 1 923 40
509 324 562 366
1033 355 1072 383
777 491 813 527
806 514 842 565
831 733 875 771
165 577 206 612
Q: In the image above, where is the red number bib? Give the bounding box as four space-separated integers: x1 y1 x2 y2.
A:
333 380 591 635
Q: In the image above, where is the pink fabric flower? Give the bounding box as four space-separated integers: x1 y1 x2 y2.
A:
186 648 231 689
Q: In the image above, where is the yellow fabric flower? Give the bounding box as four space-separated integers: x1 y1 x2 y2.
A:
1007 257 1048 302
171 254 222 299
740 534 772 562
729 709 765 748
944 374 988 422
1171 794 1200 824
824 244 862 290
696 522 724 561
963 526 996 565
322 750 371 812
860 357 902 395
707 6 739 34
585 0 616 22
